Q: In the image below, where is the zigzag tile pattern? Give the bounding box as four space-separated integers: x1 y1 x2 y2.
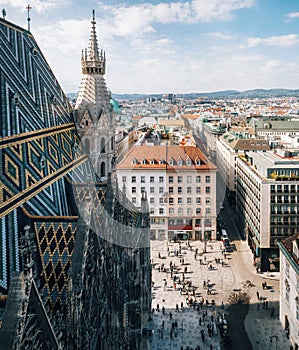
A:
0 18 89 292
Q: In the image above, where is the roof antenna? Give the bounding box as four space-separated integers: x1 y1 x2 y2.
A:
2 9 6 20
26 4 31 32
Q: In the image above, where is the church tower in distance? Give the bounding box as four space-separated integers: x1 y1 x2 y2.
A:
75 10 115 180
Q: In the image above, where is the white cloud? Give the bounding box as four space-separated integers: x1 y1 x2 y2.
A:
191 0 255 22
208 32 236 40
2 0 69 13
247 34 299 47
286 12 299 19
100 0 255 38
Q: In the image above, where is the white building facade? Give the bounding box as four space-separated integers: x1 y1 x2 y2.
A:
278 234 299 350
236 150 299 272
116 145 217 241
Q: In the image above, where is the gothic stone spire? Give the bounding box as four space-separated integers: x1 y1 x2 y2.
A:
81 9 106 75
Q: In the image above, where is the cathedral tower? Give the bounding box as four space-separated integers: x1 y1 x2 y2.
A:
75 10 115 180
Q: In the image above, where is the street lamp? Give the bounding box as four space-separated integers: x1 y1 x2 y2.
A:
270 335 278 350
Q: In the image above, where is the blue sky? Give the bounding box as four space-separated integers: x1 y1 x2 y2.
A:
3 0 299 94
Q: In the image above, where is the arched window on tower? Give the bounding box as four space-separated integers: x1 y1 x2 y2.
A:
111 137 114 151
100 162 106 177
101 137 106 153
85 139 90 156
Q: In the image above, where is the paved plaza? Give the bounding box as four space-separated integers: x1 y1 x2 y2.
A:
148 237 291 350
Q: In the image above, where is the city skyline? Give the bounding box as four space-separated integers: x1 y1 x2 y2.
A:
3 0 299 94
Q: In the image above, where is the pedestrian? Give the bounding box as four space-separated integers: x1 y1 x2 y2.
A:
169 312 173 320
158 252 161 258
162 306 165 315
265 300 268 308
156 304 159 312
176 304 179 312
271 307 275 318
199 316 202 325
181 301 184 310
256 291 259 299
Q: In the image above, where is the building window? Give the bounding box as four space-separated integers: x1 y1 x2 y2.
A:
159 187 164 194
178 187 182 194
195 158 201 165
132 187 136 193
141 187 145 193
186 158 192 166
169 198 174 205
204 218 212 226
206 208 211 214
150 198 155 204
131 176 136 183
169 208 174 214
122 176 126 183
159 208 164 215
285 279 290 303
178 198 183 204
196 197 201 204
285 261 290 278
132 158 138 165
141 176 145 183
187 176 192 183
177 158 183 166
159 176 164 183
196 208 201 214
150 176 154 183
187 187 192 194
132 197 136 203
150 187 155 193
187 198 192 205
196 176 201 183
206 197 211 204
169 176 173 183
169 158 174 166
206 187 210 194
169 187 173 194
178 176 182 183
196 187 201 194
142 159 147 164
159 158 165 164
150 208 155 215
150 159 155 164
205 175 210 183
159 198 164 204
187 208 192 215
178 208 183 215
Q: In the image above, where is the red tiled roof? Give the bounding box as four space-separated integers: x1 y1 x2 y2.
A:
116 145 217 171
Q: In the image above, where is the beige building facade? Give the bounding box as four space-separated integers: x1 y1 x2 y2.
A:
116 145 217 241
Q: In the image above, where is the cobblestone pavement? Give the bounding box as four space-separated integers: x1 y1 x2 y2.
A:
148 239 291 350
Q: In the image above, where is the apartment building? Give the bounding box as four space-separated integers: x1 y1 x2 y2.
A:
236 149 299 271
278 234 299 350
116 145 217 241
216 130 269 199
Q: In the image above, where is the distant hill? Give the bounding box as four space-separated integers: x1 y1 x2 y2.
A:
67 88 299 102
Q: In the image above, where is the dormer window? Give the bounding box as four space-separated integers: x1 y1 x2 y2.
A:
132 158 138 165
169 158 174 166
142 158 147 164
195 158 201 166
186 158 192 166
150 158 155 164
159 158 165 164
177 158 183 166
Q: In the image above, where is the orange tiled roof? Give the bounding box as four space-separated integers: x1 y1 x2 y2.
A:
116 145 217 171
